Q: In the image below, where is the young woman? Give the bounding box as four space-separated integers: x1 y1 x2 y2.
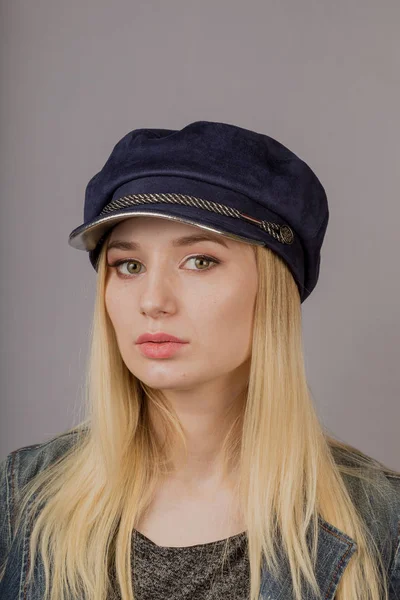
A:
1 121 399 600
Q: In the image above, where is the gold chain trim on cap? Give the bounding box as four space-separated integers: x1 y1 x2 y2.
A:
99 192 294 245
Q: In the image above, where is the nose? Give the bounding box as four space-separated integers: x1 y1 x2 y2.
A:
138 261 177 318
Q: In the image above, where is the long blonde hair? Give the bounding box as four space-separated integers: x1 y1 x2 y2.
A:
6 231 400 600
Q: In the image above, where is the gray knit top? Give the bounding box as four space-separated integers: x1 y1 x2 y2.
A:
130 528 250 600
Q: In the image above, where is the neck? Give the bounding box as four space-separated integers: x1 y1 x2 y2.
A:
147 376 248 488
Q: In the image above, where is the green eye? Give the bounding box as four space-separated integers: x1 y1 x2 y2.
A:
188 256 213 270
125 260 142 275
107 254 220 278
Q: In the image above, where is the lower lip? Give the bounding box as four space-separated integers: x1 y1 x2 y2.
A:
137 341 188 358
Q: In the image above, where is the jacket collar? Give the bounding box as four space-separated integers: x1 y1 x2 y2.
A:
259 516 357 600
2 494 357 600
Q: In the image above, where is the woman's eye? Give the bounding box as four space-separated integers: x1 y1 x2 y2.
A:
114 259 143 276
185 256 219 271
108 255 220 277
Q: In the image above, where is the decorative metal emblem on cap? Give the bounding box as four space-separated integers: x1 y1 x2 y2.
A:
99 192 294 245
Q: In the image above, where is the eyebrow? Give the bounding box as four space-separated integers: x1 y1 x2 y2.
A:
106 233 229 252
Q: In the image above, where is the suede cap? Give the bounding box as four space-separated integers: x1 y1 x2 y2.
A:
68 120 329 303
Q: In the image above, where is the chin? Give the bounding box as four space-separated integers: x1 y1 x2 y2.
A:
131 366 194 390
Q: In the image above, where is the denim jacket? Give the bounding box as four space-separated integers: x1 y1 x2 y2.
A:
1 430 399 600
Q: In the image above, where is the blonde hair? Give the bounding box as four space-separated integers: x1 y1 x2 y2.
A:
6 231 400 600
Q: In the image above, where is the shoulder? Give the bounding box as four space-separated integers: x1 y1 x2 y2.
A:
0 426 84 508
0 427 85 575
329 441 400 504
329 441 400 576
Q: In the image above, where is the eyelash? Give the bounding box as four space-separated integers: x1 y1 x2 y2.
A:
107 254 221 278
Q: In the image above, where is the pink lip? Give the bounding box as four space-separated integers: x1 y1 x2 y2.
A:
137 341 188 359
136 332 187 344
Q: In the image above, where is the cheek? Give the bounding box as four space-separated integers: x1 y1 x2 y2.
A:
188 274 257 355
104 286 132 333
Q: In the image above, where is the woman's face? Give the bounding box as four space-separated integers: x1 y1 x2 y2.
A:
104 217 258 392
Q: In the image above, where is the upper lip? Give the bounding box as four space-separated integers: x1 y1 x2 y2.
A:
136 332 188 344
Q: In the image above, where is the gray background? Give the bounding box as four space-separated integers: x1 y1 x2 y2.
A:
1 0 399 468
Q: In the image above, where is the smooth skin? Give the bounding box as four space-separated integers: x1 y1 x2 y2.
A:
105 216 258 546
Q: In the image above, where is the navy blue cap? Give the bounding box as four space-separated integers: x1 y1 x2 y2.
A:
68 120 329 303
